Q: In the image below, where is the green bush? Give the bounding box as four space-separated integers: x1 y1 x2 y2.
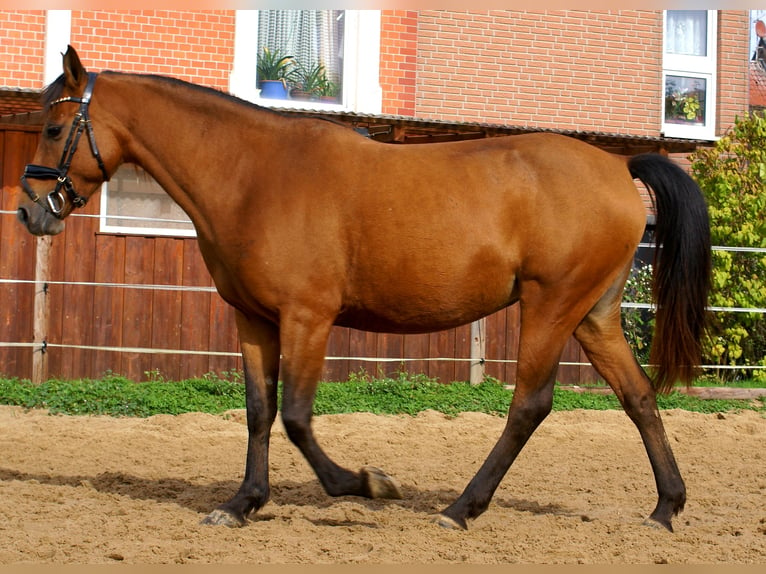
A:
689 112 766 381
621 263 655 366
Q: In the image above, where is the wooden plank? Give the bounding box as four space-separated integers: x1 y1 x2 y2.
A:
92 234 125 378
454 322 471 383
402 333 430 377
149 237 184 381
179 239 213 379
484 308 507 383
18 132 40 377
58 205 98 379
0 131 37 379
348 329 377 378
43 222 66 379
428 328 455 383
0 130 13 376
376 332 404 378
121 236 155 380
207 291 240 376
323 326 350 382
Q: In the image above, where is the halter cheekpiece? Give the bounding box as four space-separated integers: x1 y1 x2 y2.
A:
20 72 109 218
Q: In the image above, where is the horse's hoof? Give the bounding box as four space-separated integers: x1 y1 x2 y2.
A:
642 516 673 532
434 513 467 530
361 465 402 499
200 508 247 528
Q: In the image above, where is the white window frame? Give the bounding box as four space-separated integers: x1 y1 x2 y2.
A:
99 167 196 238
661 10 717 140
229 9 382 114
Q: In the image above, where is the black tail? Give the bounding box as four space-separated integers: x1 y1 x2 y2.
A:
628 154 711 394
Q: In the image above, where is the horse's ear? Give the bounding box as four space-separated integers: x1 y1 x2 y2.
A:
62 45 88 91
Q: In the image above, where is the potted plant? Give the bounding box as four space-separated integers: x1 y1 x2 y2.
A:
288 61 330 101
318 80 340 103
256 47 294 99
664 79 704 124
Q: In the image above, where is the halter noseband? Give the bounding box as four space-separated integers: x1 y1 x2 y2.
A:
20 72 108 218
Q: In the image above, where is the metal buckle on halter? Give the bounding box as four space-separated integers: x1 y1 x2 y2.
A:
46 188 68 215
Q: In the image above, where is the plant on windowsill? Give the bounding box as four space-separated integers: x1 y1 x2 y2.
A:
317 80 340 103
256 47 294 100
289 61 333 102
665 89 703 125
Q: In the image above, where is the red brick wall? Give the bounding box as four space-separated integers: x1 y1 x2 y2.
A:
69 10 235 91
717 10 750 134
380 10 418 117
0 11 46 89
2 9 752 135
415 10 665 136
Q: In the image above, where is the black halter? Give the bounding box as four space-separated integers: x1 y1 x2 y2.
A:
20 72 109 218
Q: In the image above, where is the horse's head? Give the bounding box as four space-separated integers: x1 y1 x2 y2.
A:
17 46 120 236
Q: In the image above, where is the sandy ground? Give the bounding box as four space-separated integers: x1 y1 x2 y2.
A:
0 404 763 564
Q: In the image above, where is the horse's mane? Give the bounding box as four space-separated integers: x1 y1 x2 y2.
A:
41 74 66 109
42 70 357 134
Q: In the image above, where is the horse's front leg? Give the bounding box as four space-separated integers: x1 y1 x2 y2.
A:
278 311 402 501
202 312 280 527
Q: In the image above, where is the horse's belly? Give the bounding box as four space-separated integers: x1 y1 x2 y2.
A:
335 289 518 334
339 240 520 333
333 309 490 334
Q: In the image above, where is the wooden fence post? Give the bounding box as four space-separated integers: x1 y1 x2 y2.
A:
469 318 486 385
32 235 51 384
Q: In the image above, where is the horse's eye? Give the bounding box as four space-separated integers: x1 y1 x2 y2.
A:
45 125 63 139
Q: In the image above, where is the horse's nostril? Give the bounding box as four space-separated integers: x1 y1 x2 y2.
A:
16 207 29 226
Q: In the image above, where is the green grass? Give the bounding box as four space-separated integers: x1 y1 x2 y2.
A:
0 370 762 418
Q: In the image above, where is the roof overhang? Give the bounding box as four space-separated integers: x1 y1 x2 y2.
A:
1 88 713 155
274 107 712 155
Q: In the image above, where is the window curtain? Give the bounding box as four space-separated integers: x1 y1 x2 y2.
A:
257 10 344 86
666 10 707 56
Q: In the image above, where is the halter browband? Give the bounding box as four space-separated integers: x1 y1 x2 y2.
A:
20 72 108 219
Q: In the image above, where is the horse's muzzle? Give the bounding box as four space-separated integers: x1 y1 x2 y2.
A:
17 203 65 236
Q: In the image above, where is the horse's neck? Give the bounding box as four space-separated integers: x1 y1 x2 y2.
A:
105 74 281 232
113 75 266 168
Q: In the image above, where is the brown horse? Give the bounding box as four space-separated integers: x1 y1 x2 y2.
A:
17 46 710 532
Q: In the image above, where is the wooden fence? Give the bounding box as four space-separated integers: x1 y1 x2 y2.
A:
1 122 601 384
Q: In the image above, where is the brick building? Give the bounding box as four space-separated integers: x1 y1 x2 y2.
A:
1 10 753 134
0 10 756 383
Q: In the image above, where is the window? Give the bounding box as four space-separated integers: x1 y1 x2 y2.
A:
662 10 717 140
99 164 195 237
257 10 345 104
230 10 382 114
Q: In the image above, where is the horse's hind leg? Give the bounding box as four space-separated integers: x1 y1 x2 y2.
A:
573 273 685 532
437 285 585 530
278 310 402 501
202 312 281 527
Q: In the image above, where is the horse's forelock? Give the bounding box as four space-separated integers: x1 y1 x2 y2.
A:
41 74 66 110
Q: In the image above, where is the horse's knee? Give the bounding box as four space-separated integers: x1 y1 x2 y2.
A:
280 405 311 446
508 387 554 430
619 386 660 425
525 394 553 426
